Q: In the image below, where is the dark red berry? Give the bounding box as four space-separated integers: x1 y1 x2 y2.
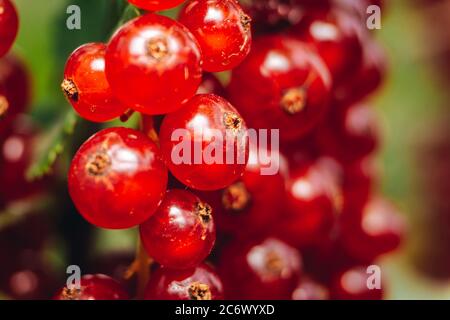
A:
330 265 383 300
292 277 329 300
275 158 341 248
179 0 252 72
218 237 302 299
105 14 202 115
54 274 129 300
315 103 379 164
290 8 365 85
0 54 30 122
227 35 331 141
0 0 18 57
61 43 127 122
145 264 224 300
140 189 216 269
196 144 286 236
340 197 406 263
159 94 249 190
68 127 168 229
128 0 186 11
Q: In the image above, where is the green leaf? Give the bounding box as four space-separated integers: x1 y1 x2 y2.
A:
26 109 78 181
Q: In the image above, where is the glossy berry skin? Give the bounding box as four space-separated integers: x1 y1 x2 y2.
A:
330 266 383 300
275 159 341 248
0 116 45 203
140 189 216 269
292 278 329 300
0 0 18 58
315 103 379 164
54 274 129 300
196 144 285 236
197 73 226 96
159 94 249 191
227 35 331 141
340 197 406 263
145 264 224 300
290 8 365 85
106 14 202 115
61 43 127 122
68 127 168 229
128 0 186 11
218 237 301 299
0 55 30 121
179 0 252 72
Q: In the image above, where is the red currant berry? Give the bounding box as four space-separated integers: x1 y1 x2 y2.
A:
197 73 226 96
227 35 331 141
0 0 18 57
196 144 285 236
218 237 302 299
0 116 45 203
68 127 168 229
61 43 127 122
275 159 341 248
54 274 129 300
159 94 249 190
315 103 379 164
340 197 406 263
292 277 329 300
179 0 252 72
145 263 224 300
140 189 216 269
334 39 387 106
106 14 202 115
0 54 30 121
128 0 186 11
290 8 365 85
330 265 383 300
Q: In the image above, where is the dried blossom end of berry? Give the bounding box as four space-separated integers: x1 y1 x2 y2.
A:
188 282 212 300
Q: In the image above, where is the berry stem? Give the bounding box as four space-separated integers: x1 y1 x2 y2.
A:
140 114 159 145
124 238 153 299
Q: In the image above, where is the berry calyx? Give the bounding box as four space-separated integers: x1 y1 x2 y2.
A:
105 14 202 115
144 264 224 300
62 43 128 122
159 94 249 191
0 0 19 57
179 0 252 72
140 189 216 269
68 127 168 229
54 274 129 300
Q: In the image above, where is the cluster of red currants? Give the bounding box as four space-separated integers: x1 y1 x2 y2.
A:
53 0 404 300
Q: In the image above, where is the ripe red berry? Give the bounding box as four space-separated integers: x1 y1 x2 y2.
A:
197 73 226 96
340 197 406 263
315 103 379 164
290 8 365 85
292 277 329 300
140 189 216 269
159 94 249 190
218 237 302 299
145 264 224 300
179 0 252 72
275 159 341 248
105 14 202 115
61 43 127 122
0 55 30 122
330 265 383 300
196 145 285 236
0 0 18 58
68 127 168 229
54 274 129 300
128 0 186 11
227 35 331 141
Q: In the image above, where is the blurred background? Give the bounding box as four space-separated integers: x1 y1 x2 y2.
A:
0 0 449 299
